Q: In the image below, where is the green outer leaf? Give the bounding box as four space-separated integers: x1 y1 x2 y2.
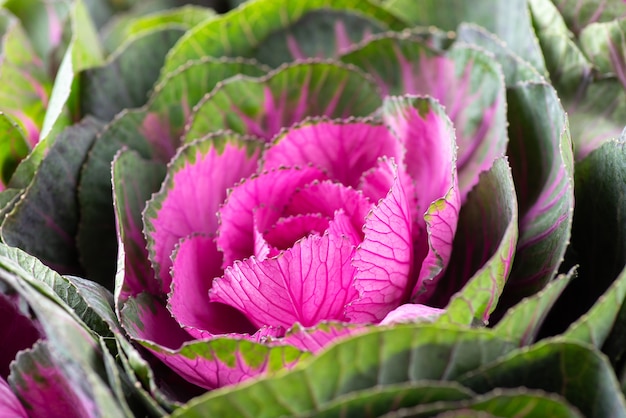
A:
63 275 118 337
296 381 475 418
183 61 382 142
103 5 215 53
531 0 624 160
380 388 583 418
564 78 626 161
494 268 574 347
40 0 104 140
497 81 574 311
1 117 102 277
80 27 185 122
580 18 626 76
77 57 268 285
161 0 406 75
435 157 518 325
456 23 544 86
0 260 126 417
170 325 516 418
382 0 547 74
0 243 112 338
550 0 626 35
529 0 593 94
0 113 29 186
458 340 626 418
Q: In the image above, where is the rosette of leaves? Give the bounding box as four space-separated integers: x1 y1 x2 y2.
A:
28 0 582 407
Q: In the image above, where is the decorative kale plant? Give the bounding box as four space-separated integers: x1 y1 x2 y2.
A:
1 0 626 416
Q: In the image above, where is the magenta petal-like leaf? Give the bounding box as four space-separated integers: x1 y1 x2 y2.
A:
211 232 358 329
217 166 327 268
0 377 26 417
143 135 263 293
382 96 461 300
380 304 445 325
0 293 42 379
281 322 364 353
383 96 458 218
168 235 256 339
263 118 402 188
345 159 414 323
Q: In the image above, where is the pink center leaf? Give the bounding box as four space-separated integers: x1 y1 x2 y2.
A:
211 231 359 329
283 180 373 244
262 118 403 189
216 166 327 268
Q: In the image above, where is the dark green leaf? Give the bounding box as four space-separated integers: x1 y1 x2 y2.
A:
0 243 113 338
459 340 626 418
80 27 185 121
456 23 544 86
0 264 126 416
542 140 626 351
550 0 626 35
530 0 624 160
1 117 102 277
495 82 574 315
